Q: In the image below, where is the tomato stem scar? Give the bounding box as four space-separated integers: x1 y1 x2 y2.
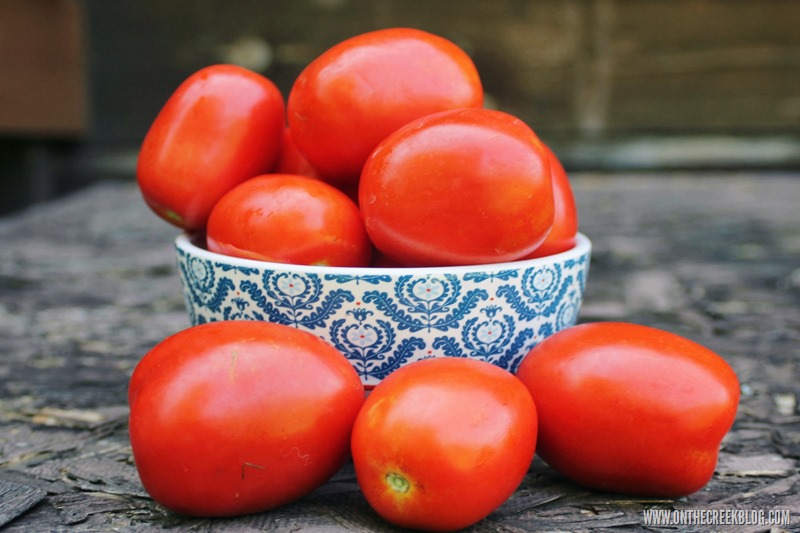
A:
385 472 410 493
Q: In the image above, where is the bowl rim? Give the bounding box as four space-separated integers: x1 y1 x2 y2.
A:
175 232 591 275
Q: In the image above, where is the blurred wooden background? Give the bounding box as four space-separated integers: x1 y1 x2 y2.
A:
1 0 799 214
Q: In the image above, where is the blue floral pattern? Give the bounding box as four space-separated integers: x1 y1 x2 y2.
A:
176 235 591 387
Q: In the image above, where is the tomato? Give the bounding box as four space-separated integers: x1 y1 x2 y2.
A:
369 251 404 268
287 27 483 186
137 64 285 230
359 108 554 267
351 357 537 532
128 321 365 517
206 174 372 267
524 144 579 258
515 322 740 497
273 127 321 179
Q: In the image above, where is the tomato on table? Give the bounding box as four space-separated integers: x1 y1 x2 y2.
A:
515 322 740 497
206 174 372 267
128 321 365 517
287 27 483 186
351 357 538 532
524 144 579 258
137 64 285 230
359 108 554 267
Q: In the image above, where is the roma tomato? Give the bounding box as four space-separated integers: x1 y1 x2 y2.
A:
515 322 740 497
287 27 483 186
273 127 321 179
524 144 578 258
137 64 285 230
351 357 537 532
359 108 554 267
206 174 372 267
128 321 365 517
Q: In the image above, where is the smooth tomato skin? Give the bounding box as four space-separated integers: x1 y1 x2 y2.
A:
524 144 579 258
273 127 321 179
206 174 372 267
359 108 554 267
351 357 538 532
128 321 365 517
515 322 740 497
137 64 285 230
288 27 483 185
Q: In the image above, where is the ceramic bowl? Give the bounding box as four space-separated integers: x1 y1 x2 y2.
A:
175 233 591 387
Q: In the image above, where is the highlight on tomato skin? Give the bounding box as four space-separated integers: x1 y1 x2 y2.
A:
287 27 484 187
128 320 366 518
350 357 538 532
137 64 286 231
205 173 372 267
359 107 555 267
515 321 740 498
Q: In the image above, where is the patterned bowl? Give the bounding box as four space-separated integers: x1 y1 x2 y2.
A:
175 233 591 387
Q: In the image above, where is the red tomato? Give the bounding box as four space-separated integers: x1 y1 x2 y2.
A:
359 108 554 267
137 64 285 230
206 174 372 267
524 144 579 258
128 321 365 517
515 322 740 497
369 251 405 268
273 127 321 179
287 28 483 186
351 357 537 532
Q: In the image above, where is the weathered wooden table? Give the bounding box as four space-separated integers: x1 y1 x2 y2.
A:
1 173 798 532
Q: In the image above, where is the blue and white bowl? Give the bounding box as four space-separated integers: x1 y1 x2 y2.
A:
175 233 591 388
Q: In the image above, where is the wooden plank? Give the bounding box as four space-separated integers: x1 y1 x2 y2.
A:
0 479 47 528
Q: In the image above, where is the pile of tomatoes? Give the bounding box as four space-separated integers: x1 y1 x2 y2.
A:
130 28 741 532
136 27 577 268
129 319 740 531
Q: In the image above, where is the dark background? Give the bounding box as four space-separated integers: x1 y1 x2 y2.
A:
2 0 799 215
